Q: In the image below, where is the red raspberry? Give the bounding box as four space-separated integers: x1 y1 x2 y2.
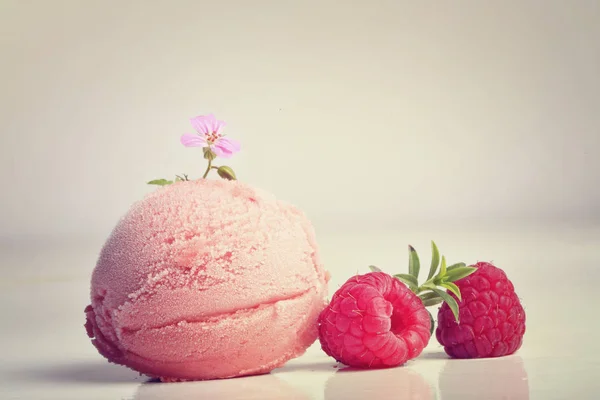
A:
436 262 526 358
318 272 431 368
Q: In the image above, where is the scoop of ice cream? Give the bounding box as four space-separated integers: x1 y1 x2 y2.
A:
85 179 328 381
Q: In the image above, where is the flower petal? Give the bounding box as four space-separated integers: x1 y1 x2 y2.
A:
190 115 214 134
215 137 241 154
180 133 207 147
212 144 233 158
205 115 226 133
213 118 226 133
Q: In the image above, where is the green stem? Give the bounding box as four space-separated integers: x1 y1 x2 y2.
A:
416 277 438 294
202 159 212 178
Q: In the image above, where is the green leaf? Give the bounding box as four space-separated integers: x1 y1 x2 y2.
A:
421 296 444 307
369 265 382 272
419 291 442 302
433 255 448 284
444 266 477 283
147 179 173 186
408 245 420 279
428 287 461 322
440 255 447 276
393 273 418 292
427 241 440 280
447 262 467 271
440 282 462 301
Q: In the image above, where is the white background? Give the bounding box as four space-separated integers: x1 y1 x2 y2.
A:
1 0 599 240
1 1 599 399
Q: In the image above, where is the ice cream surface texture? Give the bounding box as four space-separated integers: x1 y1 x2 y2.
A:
85 179 328 381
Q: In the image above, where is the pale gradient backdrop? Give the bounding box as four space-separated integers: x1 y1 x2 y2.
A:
1 0 599 239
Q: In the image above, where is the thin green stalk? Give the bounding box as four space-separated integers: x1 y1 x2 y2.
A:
202 159 212 178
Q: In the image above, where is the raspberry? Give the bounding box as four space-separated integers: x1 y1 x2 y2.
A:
318 272 431 368
436 262 526 358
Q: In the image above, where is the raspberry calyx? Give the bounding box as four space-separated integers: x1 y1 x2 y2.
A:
370 241 477 332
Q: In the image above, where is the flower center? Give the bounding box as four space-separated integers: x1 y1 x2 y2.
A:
206 131 220 144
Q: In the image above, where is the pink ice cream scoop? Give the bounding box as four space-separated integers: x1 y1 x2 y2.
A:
84 179 329 381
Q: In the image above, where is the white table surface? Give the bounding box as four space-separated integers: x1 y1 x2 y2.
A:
2 224 599 399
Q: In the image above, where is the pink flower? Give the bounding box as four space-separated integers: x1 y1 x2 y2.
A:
180 114 241 158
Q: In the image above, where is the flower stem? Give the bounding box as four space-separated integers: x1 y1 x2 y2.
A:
202 159 212 178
